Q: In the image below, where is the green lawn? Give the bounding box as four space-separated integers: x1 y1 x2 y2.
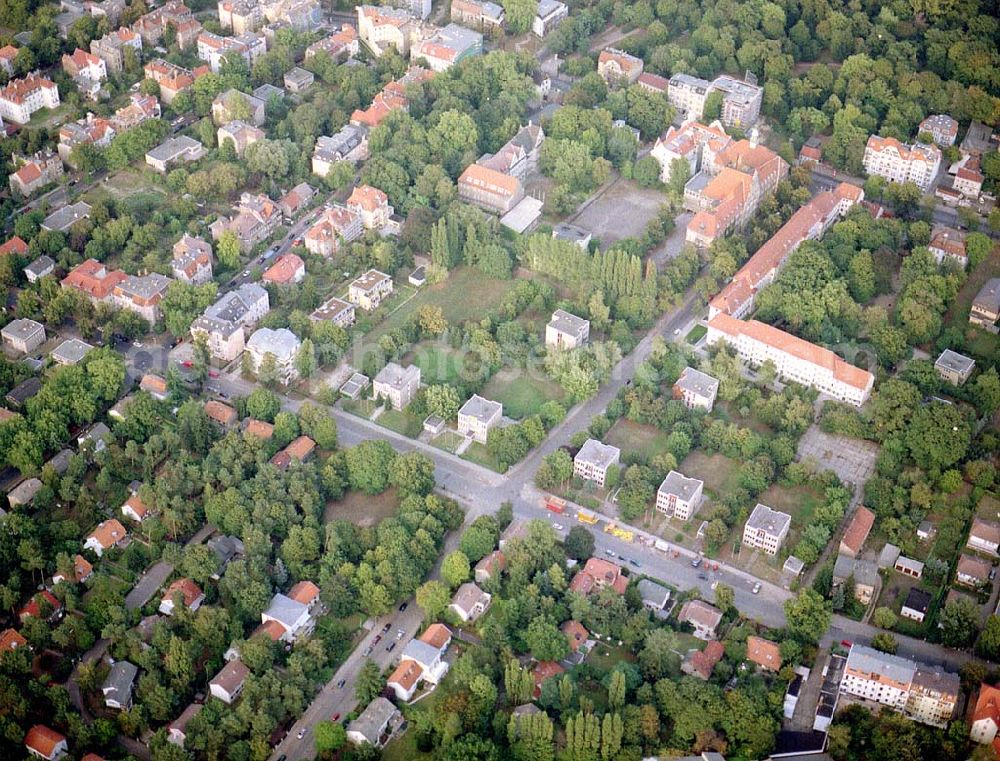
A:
481 370 566 419
378 409 423 438
605 418 672 463
756 482 824 553
381 688 446 761
685 325 707 344
679 451 742 499
432 430 464 453
405 341 465 385
324 487 400 527
343 398 378 418
463 441 506 472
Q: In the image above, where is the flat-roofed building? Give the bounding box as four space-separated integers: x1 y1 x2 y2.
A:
672 366 719 411
310 295 355 328
935 348 975 385
411 23 483 72
245 327 301 385
2 318 45 354
573 439 620 487
742 503 791 555
373 361 420 409
532 0 567 37
457 394 502 443
145 135 205 172
545 309 589 349
656 470 704 520
349 269 393 311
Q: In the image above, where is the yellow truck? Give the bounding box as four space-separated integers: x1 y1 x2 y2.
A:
603 522 634 542
576 509 599 525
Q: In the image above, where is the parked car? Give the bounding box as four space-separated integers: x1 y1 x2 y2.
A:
399 602 408 612
752 582 761 594
396 629 404 639
382 623 391 634
628 559 640 568
331 713 340 723
296 728 306 739
605 549 616 558
691 556 702 568
386 642 396 652
372 634 381 645
336 679 346 689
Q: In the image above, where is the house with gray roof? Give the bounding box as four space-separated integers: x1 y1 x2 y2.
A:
552 223 591 249
8 477 42 507
24 255 55 283
146 135 205 172
46 449 74 476
283 66 314 92
878 542 901 569
457 394 502 443
656 470 704 521
347 697 401 747
5 377 41 408
78 422 112 454
50 338 93 366
207 535 245 579
971 278 1000 329
42 202 92 232
573 439 620 487
673 366 719 411
934 348 975 386
546 309 589 349
2 319 45 355
102 660 138 709
742 503 791 555
260 592 312 641
246 327 301 385
312 124 368 175
114 273 173 324
373 362 421 410
637 578 670 612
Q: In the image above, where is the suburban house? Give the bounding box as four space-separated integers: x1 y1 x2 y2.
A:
970 683 1000 754
62 47 107 99
373 362 421 410
139 373 169 401
217 119 264 156
0 628 28 653
457 163 525 214
349 269 394 310
77 422 112 454
207 534 245 579
545 309 590 349
346 697 401 747
474 550 505 583
8 478 42 508
957 554 991 587
677 599 723 639
312 125 369 176
863 135 942 191
172 234 214 284
167 704 202 748
0 74 60 125
24 255 56 284
707 313 874 406
597 48 643 85
52 554 93 585
57 114 116 166
928 226 967 268
349 67 432 128
278 182 315 218
209 193 281 253
681 639 725 680
935 349 976 386
159 578 205 615
841 645 958 728
561 620 589 652
569 557 628 596
310 296 356 328
304 205 363 255
19 590 63 623
271 436 317 470
102 661 138 709
968 518 1000 555
245 327 301 385
573 439 620 487
637 579 671 612
260 588 316 641
305 24 360 62
2 319 45 355
742 503 792 555
971 278 1000 330
901 587 932 623
655 470 704 521
262 253 306 285
24 726 68 761
121 493 152 522
283 66 314 92
672 366 719 411
457 395 503 443
42 202 92 232
747 636 782 671
84 519 128 557
347 185 393 229
9 152 63 196
387 623 452 701
449 582 492 622
839 506 875 558
209 659 251 703
833 554 879 604
197 31 265 73
532 661 565 697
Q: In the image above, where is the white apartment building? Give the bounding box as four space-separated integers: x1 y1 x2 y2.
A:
706 312 874 406
656 470 704 521
545 309 589 349
672 366 719 411
863 135 942 191
349 269 393 311
0 74 60 125
667 73 711 120
457 394 502 443
573 439 621 487
742 503 791 555
532 0 567 36
245 327 301 384
373 362 421 410
356 5 417 57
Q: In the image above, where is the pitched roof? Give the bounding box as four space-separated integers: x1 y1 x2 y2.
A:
970 518 1000 546
561 620 589 651
24 726 66 758
287 580 320 605
347 184 388 211
388 658 423 691
163 578 203 607
204 400 237 425
0 628 28 651
746 636 781 670
262 253 304 284
122 494 151 520
678 599 722 630
419 623 451 649
88 519 128 549
684 639 724 679
974 683 1000 731
840 506 875 555
19 590 62 619
458 163 521 197
243 419 274 439
958 553 991 581
0 236 29 256
210 659 250 694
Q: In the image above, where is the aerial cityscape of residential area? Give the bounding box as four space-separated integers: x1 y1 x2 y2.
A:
0 0 999 758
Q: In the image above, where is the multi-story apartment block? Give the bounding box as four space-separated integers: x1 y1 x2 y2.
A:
954 164 985 198
685 136 788 248
656 470 704 521
711 75 763 128
261 0 323 29
742 503 791 555
573 439 621 487
90 28 142 74
971 278 1000 330
196 31 265 73
476 123 544 180
356 5 418 57
217 119 264 156
0 73 60 125
305 24 360 62
928 226 967 268
62 48 107 99
246 327 301 384
212 88 266 125
672 366 719 411
304 205 363 256
457 163 525 214
191 283 269 361
707 312 874 405
411 23 483 72
310 296 355 328
667 73 711 120
373 362 421 409
144 59 207 104
918 114 958 147
58 113 116 165
210 192 281 252
532 0 567 37
450 0 504 32
171 234 213 284
597 48 643 85
708 182 862 318
347 185 393 229
133 1 201 48
651 119 730 182
841 646 958 728
457 394 502 443
1 319 46 355
863 135 942 191
349 269 393 311
9 152 63 197
113 273 172 324
218 0 263 34
545 309 589 349
61 259 127 303
312 125 369 176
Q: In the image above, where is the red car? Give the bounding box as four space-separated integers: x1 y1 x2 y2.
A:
181 360 193 368
841 640 853 648
331 713 340 722
208 370 219 378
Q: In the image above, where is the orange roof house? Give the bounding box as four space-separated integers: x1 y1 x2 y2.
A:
287 580 320 606
243 419 274 439
568 557 628 596
532 660 565 697
0 236 29 256
122 494 151 522
971 683 1000 754
746 636 782 671
561 620 589 652
419 623 452 649
839 506 875 558
0 628 28 652
204 400 237 427
682 639 725 680
24 725 67 760
54 554 93 584
19 590 62 622
284 435 316 461
85 519 128 554
262 253 305 285
388 658 423 694
61 259 127 301
160 578 204 614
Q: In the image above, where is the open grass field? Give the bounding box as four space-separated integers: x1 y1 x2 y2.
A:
379 409 423 438
404 341 465 386
679 451 741 498
605 418 672 463
432 430 464 453
481 370 565 419
324 487 400 526
463 441 505 472
756 482 824 559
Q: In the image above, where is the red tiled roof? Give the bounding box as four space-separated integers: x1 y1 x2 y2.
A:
746 635 781 670
123 494 150 520
262 253 304 284
347 185 388 212
0 236 29 256
24 726 66 759
532 660 565 695
163 578 203 607
561 620 588 652
0 628 27 651
388 659 423 691
287 580 320 605
62 259 127 300
840 506 875 555
253 619 287 641
458 163 521 198
88 518 127 549
685 639 724 679
204 400 237 425
0 74 57 105
244 419 274 439
419 623 451 649
283 435 316 461
19 590 61 620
